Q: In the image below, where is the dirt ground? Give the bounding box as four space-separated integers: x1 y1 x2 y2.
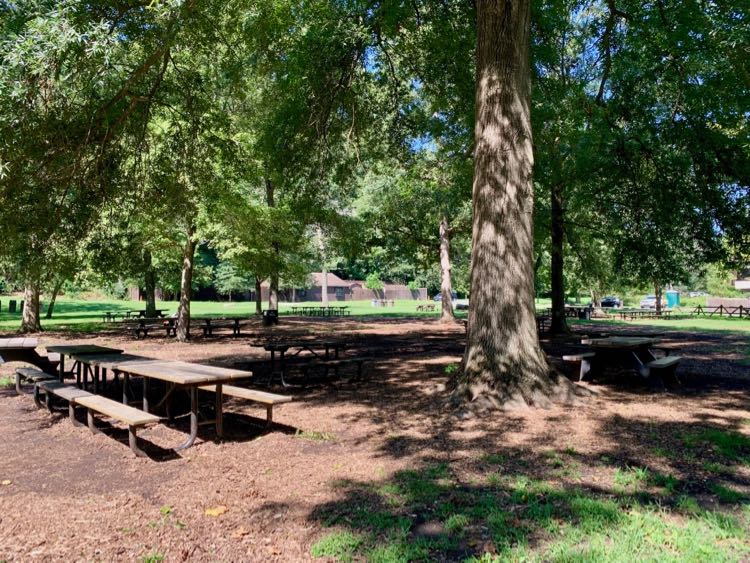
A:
0 317 748 561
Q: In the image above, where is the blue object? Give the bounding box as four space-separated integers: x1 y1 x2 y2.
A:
666 290 680 308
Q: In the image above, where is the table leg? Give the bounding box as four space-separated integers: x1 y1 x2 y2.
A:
83 363 89 389
174 387 198 451
121 372 129 404
143 377 150 413
76 362 82 388
95 365 101 393
215 383 223 439
58 355 65 383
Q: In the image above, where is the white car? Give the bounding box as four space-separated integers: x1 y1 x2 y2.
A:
640 295 667 309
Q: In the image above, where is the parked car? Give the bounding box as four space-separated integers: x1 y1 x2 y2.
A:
640 295 667 309
433 291 458 302
600 296 622 308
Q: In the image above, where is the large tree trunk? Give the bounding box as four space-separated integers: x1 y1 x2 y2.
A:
654 282 663 315
318 227 329 306
176 227 197 342
321 270 329 306
266 178 279 311
549 182 568 334
45 279 63 320
453 0 575 410
439 215 455 322
143 250 157 318
20 284 42 333
255 277 263 315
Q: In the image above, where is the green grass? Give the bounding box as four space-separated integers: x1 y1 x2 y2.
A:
293 430 337 442
310 459 750 562
0 376 13 388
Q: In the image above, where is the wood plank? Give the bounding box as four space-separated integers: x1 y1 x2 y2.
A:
120 361 252 385
37 381 93 401
75 395 160 426
70 353 160 370
648 356 681 368
0 337 37 349
45 345 123 356
199 385 292 404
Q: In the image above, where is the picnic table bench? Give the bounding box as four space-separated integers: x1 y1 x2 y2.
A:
201 317 243 337
34 380 160 456
125 317 176 338
617 309 673 321
566 336 682 386
416 304 436 312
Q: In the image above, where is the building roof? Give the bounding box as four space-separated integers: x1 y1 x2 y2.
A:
309 272 353 288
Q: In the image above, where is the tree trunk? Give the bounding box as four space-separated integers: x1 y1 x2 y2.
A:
266 177 280 311
453 0 575 410
549 182 568 334
143 250 157 318
654 283 663 315
321 270 329 306
176 227 197 342
20 284 42 333
255 277 263 315
439 215 455 322
45 279 63 320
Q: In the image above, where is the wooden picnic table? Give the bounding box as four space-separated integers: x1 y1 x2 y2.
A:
0 338 58 373
46 344 124 383
262 340 346 386
101 358 251 449
586 336 660 378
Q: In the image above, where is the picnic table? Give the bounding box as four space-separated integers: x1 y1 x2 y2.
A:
262 340 347 386
82 357 252 449
290 306 350 317
578 336 679 382
617 309 673 321
45 344 124 384
0 338 61 374
124 309 167 319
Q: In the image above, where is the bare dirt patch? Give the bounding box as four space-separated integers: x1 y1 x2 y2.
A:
0 318 748 561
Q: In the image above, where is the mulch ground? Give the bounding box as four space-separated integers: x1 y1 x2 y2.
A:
0 317 748 561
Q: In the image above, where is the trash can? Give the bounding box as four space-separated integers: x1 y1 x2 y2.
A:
262 309 279 326
578 307 592 320
8 300 16 313
666 290 680 308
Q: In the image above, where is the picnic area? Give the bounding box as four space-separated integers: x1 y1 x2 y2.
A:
1 311 749 561
2 0 750 560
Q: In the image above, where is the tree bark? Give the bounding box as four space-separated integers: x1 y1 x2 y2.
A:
318 227 329 306
439 215 455 322
255 277 263 315
20 284 42 333
45 279 63 320
143 250 157 318
549 182 568 334
453 0 575 410
654 282 663 315
176 226 197 342
266 178 279 311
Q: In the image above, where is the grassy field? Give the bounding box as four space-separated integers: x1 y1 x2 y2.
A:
1 295 748 334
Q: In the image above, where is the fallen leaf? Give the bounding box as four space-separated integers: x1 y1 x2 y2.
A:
1 480 11 486
231 527 250 539
205 505 228 517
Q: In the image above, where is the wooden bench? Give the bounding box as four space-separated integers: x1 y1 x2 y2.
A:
198 385 291 425
125 318 176 338
201 318 242 337
75 395 160 457
562 352 596 381
15 367 55 395
646 356 681 385
34 380 93 416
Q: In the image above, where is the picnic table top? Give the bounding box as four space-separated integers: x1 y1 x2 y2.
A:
0 337 38 350
68 352 156 369
45 344 124 356
114 360 252 386
589 337 659 349
263 340 344 351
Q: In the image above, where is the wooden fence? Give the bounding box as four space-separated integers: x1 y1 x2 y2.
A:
691 305 750 319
